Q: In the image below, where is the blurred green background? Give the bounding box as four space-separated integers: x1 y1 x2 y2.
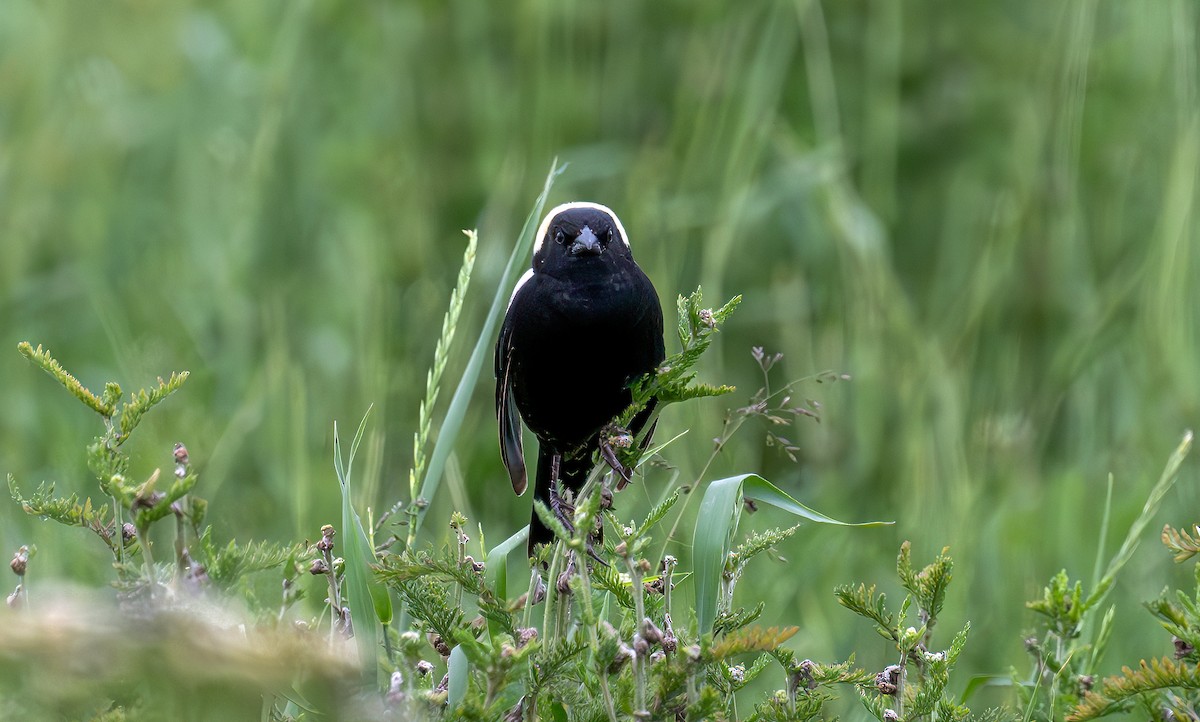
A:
2 0 1197 707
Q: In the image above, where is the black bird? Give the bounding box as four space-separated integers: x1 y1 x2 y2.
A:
496 202 665 556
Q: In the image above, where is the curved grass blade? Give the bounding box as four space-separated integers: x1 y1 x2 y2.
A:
447 645 469 709
694 475 744 638
693 473 891 636
408 159 565 546
484 526 528 641
742 475 892 527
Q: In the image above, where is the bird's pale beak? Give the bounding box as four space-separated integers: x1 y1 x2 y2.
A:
569 226 602 256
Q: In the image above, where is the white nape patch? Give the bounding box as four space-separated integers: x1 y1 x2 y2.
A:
530 201 632 257
508 268 534 308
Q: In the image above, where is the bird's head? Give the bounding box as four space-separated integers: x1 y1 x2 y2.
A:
532 202 632 272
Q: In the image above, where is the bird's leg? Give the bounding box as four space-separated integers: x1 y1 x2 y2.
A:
549 485 576 534
547 453 578 537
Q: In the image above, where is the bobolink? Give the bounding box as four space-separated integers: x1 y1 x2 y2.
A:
496 202 665 556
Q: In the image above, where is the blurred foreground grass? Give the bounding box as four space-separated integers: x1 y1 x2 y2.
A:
1 0 1198 710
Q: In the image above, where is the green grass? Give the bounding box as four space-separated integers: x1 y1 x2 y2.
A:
1 0 1198 718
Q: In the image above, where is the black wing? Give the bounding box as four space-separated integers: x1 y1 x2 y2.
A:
495 307 527 495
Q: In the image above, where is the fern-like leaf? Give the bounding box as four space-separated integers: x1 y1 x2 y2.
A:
897 541 953 627
195 529 302 588
734 525 800 567
1068 657 1200 721
17 342 114 417
590 561 637 611
9 476 116 548
714 602 765 637
1163 523 1200 563
118 371 190 440
835 583 896 639
711 625 798 659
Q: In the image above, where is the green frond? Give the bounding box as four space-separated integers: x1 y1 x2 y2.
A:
9 475 116 549
87 438 130 487
590 561 637 610
1027 570 1086 639
621 288 742 423
969 708 1020 722
947 623 971 664
194 528 302 588
897 540 954 627
710 625 799 660
376 547 487 597
1068 657 1200 722
118 371 190 440
936 698 972 722
639 488 681 536
734 525 800 567
794 657 874 688
656 382 737 405
713 602 765 637
397 575 467 643
11 478 95 528
739 652 774 688
835 583 895 637
1163 523 1200 563
529 640 587 694
132 471 198 528
17 342 115 417
101 382 123 410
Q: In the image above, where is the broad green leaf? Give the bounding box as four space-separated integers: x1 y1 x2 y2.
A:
693 473 891 636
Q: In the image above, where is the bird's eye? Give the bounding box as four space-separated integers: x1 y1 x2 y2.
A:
605 228 616 244
554 229 566 245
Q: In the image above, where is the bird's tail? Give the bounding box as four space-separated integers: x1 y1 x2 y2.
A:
528 448 593 558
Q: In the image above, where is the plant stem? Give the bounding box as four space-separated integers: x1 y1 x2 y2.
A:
541 541 565 644
574 548 617 722
137 520 156 590
625 553 648 716
523 568 539 630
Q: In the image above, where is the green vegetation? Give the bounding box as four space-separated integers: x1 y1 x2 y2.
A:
2 0 1198 719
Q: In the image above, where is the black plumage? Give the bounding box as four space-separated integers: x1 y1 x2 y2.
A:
496 202 665 556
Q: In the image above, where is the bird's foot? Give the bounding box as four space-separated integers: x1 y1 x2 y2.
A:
548 483 577 537
599 425 634 490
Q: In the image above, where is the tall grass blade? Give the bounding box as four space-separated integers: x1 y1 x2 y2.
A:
1085 430 1193 610
334 409 390 684
1090 472 1114 589
408 159 565 546
693 473 891 636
